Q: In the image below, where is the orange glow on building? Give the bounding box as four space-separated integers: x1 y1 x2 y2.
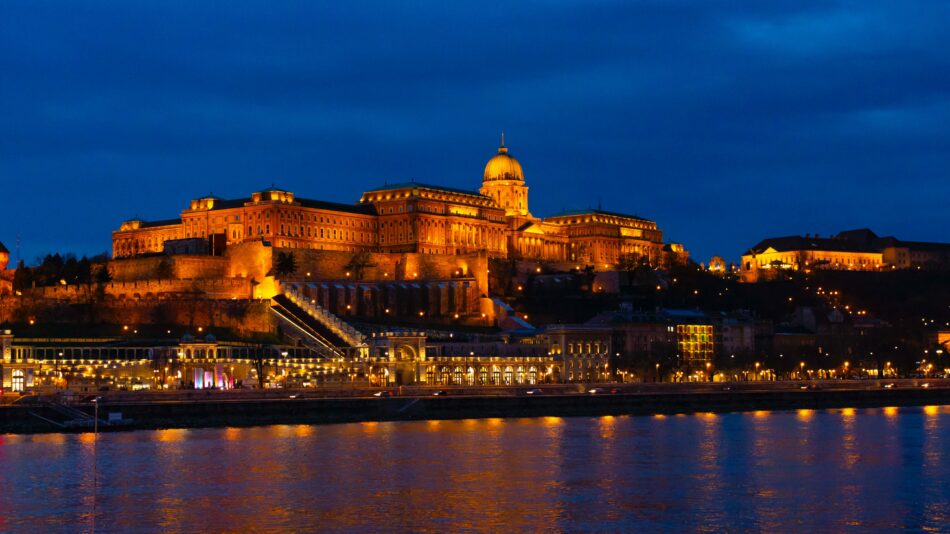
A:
111 138 686 269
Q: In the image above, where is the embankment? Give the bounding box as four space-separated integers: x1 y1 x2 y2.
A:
2 385 949 434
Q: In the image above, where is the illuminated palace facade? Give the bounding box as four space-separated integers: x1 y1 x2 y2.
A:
112 138 682 267
741 229 950 282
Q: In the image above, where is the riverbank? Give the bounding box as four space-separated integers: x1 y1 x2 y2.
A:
2 379 949 434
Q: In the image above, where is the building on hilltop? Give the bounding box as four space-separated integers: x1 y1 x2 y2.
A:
0 241 12 296
740 228 950 282
112 137 687 269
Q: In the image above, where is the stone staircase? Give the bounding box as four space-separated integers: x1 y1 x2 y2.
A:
279 284 366 347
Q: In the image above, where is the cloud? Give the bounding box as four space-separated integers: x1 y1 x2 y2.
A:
0 0 947 262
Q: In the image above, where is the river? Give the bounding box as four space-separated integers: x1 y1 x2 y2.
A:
1 406 948 532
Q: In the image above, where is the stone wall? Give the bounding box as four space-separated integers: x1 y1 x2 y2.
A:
279 248 489 296
110 255 229 281
17 278 252 301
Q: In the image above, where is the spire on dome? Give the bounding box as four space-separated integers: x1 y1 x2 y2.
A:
499 131 508 154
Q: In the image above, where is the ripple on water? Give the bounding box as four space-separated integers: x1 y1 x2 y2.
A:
0 407 947 532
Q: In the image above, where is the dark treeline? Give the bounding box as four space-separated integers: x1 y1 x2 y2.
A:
13 253 111 290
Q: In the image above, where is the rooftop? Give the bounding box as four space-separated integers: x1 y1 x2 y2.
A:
546 208 651 223
746 235 874 255
140 218 183 229
296 198 377 215
363 181 490 199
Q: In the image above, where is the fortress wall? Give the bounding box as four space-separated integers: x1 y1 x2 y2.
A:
278 248 489 295
227 241 273 281
110 255 229 281
17 278 252 301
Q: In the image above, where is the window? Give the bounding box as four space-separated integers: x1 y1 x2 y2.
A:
12 369 25 392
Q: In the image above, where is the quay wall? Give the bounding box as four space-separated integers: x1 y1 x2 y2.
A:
2 386 949 434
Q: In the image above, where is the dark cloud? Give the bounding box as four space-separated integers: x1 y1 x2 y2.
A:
1 0 948 263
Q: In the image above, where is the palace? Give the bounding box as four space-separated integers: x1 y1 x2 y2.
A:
112 137 685 268
0 241 12 296
741 228 950 282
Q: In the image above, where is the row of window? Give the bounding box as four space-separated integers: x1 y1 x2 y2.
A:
564 342 609 355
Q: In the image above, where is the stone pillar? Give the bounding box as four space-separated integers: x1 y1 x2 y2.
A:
1 329 13 363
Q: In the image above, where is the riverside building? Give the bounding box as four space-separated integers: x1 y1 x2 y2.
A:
0 326 609 392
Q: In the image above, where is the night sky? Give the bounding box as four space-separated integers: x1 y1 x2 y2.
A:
3 1 948 265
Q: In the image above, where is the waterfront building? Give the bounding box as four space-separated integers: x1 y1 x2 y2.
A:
112 138 685 269
741 228 950 282
588 307 725 380
2 329 34 393
0 325 611 393
542 325 612 382
366 331 572 387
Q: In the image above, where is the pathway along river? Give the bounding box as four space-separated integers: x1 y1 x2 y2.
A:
1 406 948 532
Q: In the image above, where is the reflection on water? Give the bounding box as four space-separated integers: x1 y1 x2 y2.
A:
1 407 949 532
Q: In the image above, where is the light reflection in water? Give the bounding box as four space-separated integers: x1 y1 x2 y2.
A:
0 406 945 532
599 414 616 440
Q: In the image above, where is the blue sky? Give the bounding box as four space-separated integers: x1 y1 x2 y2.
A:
2 1 948 264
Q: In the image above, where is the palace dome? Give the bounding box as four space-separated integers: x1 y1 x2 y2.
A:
483 135 524 182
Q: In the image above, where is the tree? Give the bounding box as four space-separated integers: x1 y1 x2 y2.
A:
12 260 32 290
275 252 297 277
154 259 173 279
344 250 376 280
95 265 112 284
253 343 268 388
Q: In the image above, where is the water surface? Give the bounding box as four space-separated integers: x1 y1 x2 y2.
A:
1 406 948 532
